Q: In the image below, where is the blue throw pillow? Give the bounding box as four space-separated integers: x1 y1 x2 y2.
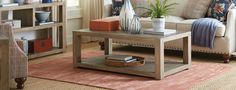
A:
233 0 236 4
207 0 234 22
112 0 124 16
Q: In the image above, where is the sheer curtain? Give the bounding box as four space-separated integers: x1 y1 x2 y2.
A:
81 0 104 28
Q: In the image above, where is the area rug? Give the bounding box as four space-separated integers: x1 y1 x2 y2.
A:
29 51 232 90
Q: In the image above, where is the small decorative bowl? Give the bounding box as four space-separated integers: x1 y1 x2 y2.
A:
35 11 51 23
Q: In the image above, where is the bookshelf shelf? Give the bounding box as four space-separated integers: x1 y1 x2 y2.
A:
13 22 63 33
0 1 67 59
28 48 63 59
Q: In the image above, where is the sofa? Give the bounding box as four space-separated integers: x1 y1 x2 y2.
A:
99 0 236 63
0 24 28 89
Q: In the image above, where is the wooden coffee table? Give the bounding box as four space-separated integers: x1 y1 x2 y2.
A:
73 29 191 80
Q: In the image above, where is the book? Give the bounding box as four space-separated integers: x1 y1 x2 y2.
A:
106 55 133 61
36 21 54 26
143 29 176 36
0 3 19 7
106 58 137 63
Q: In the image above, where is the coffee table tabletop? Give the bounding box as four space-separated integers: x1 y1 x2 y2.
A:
73 29 191 80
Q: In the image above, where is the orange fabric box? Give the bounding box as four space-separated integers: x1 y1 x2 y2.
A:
90 16 120 31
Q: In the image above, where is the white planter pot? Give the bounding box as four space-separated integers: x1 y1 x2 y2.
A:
152 18 165 32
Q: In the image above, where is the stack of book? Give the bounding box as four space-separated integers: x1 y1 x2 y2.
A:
106 55 137 63
0 3 19 7
143 29 176 36
36 21 54 26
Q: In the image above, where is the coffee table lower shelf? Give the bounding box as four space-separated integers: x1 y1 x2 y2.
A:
75 56 190 78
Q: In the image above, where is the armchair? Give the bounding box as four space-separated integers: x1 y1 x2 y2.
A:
0 24 28 89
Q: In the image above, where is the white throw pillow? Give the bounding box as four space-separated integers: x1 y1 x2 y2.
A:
182 0 212 19
131 0 156 17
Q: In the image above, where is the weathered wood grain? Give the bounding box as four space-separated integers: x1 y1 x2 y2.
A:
0 35 10 90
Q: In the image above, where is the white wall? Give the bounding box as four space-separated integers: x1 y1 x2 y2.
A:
67 14 82 45
103 0 112 17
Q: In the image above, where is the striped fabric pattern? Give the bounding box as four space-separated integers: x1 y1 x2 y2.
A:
120 0 135 31
129 15 142 34
0 24 28 79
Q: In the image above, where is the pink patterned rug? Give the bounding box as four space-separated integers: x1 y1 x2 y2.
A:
29 51 232 90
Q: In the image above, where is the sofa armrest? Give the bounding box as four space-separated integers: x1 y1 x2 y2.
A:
225 8 236 37
225 8 236 53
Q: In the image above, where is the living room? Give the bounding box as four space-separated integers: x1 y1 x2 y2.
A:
0 0 236 90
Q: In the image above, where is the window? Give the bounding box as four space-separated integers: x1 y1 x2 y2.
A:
67 0 79 7
66 0 81 19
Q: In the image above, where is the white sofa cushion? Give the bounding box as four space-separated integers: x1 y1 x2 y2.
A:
140 16 226 37
182 0 212 19
176 19 226 37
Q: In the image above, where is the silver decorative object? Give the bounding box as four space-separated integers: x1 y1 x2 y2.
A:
119 0 135 32
128 15 142 34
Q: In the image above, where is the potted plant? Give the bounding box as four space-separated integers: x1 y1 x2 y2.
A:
141 0 177 32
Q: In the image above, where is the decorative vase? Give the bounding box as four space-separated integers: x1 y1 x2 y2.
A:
152 18 165 32
25 0 32 4
14 0 25 5
42 0 52 3
21 37 28 55
35 11 51 23
119 0 135 32
128 15 142 34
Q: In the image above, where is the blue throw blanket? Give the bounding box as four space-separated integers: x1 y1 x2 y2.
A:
191 18 221 48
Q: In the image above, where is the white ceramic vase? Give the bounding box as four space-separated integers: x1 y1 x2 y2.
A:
152 18 165 32
128 15 142 34
119 0 135 32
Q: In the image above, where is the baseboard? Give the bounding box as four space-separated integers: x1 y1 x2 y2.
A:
67 35 73 46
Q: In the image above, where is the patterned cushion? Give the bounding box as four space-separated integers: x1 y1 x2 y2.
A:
233 0 236 4
207 0 234 22
112 0 124 16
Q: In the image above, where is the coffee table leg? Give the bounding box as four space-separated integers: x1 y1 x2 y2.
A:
183 36 191 66
154 39 164 79
104 38 112 55
73 33 82 68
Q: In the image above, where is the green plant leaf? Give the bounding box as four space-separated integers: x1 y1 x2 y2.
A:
139 0 177 18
